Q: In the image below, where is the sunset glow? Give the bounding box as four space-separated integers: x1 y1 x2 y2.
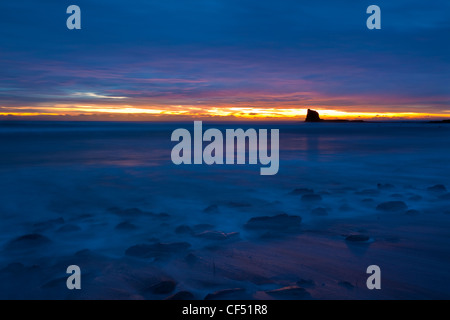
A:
1 1 448 121
2 105 450 121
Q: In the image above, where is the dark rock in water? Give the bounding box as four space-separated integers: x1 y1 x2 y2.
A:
428 184 447 194
406 209 420 216
311 207 328 216
345 234 370 242
109 207 169 219
75 249 92 257
175 225 193 235
56 224 81 233
125 242 191 259
33 218 64 231
108 207 147 216
195 231 228 241
7 234 51 250
184 253 199 264
266 286 311 299
203 204 219 214
225 232 240 239
156 212 171 219
339 204 352 212
192 224 215 233
41 276 67 289
390 193 404 198
305 109 321 122
165 291 195 300
1 262 25 274
72 213 94 221
194 231 240 241
115 221 138 231
376 201 407 212
377 183 395 190
290 188 314 195
297 279 316 287
146 280 176 294
338 281 355 289
409 195 422 201
439 193 450 200
125 244 152 258
301 194 322 202
244 214 302 232
204 288 246 300
225 201 251 208
355 189 380 196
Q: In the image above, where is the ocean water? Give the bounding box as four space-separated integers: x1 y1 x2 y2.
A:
0 121 450 299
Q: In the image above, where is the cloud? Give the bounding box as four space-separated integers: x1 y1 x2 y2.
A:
0 0 449 118
71 92 127 99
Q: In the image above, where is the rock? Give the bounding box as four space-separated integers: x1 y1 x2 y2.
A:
115 221 137 231
165 291 195 300
6 234 51 250
108 207 147 216
301 194 322 202
339 204 352 212
428 184 447 194
33 218 64 231
195 231 228 241
175 225 193 234
405 209 420 216
377 183 395 190
156 212 171 219
203 204 219 214
409 195 422 201
305 109 321 122
108 207 169 220
194 231 240 241
297 279 315 287
290 188 314 195
184 253 199 264
338 281 355 289
355 189 380 196
266 286 311 299
146 280 176 294
439 193 450 200
204 288 246 300
311 207 328 216
1 263 25 274
73 213 94 221
192 224 215 233
225 232 240 239
376 201 407 212
345 234 370 242
225 202 251 208
75 249 92 257
56 224 81 233
244 214 302 232
125 242 191 259
41 277 67 289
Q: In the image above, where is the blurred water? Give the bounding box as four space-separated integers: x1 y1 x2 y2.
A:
1 121 450 298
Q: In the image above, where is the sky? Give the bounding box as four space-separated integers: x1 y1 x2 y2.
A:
0 0 449 121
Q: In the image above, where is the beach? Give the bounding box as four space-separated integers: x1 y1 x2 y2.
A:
1 121 450 299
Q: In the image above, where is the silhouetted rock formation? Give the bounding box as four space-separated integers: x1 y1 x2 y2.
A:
305 109 321 122
304 109 365 123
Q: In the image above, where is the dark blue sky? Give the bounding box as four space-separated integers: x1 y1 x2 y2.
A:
0 0 449 120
